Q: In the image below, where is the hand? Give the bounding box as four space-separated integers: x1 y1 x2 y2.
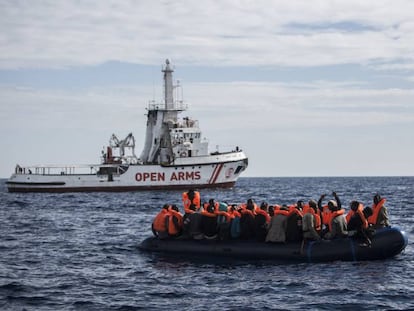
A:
332 191 337 197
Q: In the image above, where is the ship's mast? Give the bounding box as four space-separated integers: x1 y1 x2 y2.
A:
163 59 174 110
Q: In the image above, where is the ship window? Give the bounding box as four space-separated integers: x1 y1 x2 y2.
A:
234 165 243 174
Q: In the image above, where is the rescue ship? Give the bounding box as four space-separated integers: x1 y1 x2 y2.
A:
7 60 248 192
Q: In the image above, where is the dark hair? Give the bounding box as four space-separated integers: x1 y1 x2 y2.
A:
247 198 254 210
374 194 382 205
268 206 275 217
309 200 317 209
350 201 359 211
188 189 195 200
363 206 373 218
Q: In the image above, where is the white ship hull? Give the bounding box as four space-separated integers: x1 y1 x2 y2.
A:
7 152 247 192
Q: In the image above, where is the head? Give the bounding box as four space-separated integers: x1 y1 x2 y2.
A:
247 198 254 211
296 200 304 210
350 200 359 212
309 199 317 212
363 206 373 218
162 204 170 210
281 204 289 211
207 204 215 213
171 204 179 212
187 189 195 199
268 205 275 217
260 201 268 211
328 200 338 212
219 202 228 212
373 194 382 205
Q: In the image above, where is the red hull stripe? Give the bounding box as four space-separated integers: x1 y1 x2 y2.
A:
209 163 224 184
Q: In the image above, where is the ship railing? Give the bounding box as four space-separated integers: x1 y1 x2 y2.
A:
147 101 188 111
14 164 111 176
210 145 243 154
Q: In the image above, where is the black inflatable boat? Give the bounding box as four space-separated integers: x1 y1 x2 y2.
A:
139 227 408 263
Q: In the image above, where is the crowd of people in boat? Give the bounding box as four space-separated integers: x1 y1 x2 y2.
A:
151 189 389 246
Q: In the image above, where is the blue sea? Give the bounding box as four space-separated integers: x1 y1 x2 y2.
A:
0 177 413 311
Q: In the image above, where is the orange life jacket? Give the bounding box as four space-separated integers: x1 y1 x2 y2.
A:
182 191 201 213
346 203 368 229
321 205 331 225
167 208 183 235
305 208 322 231
239 202 259 212
201 201 219 217
345 209 355 223
255 209 271 223
368 198 386 225
228 209 241 219
327 209 345 232
215 211 231 223
288 206 303 218
302 203 311 214
152 208 169 232
273 209 290 217
240 208 255 218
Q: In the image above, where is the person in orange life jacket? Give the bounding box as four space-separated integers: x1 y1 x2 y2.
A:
165 204 183 237
239 199 256 240
216 202 232 240
240 198 258 212
152 204 170 239
286 200 304 242
308 199 322 234
265 205 289 243
182 189 201 213
200 199 218 239
254 202 271 242
247 198 256 210
302 200 322 241
348 201 373 246
182 204 204 240
346 200 368 229
228 204 243 239
318 192 342 236
322 194 348 239
368 193 390 229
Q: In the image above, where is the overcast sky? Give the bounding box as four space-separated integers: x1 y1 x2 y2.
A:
1 0 414 178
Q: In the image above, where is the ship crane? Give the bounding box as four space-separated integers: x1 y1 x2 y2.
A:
108 133 138 164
